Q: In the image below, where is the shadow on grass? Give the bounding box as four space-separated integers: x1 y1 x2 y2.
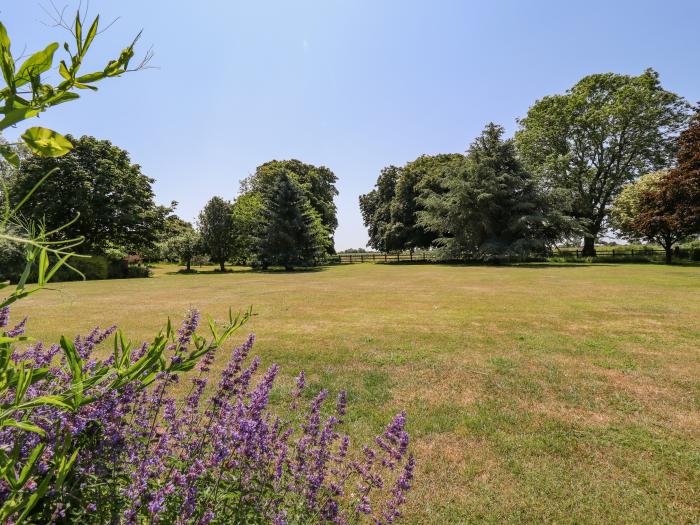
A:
164 265 332 276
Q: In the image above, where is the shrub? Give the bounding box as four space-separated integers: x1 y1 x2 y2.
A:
126 264 152 278
0 309 414 524
0 231 25 283
56 255 110 281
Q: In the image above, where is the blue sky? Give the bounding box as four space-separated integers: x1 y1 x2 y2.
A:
3 1 699 249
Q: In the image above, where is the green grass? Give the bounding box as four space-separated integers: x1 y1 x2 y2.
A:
12 262 700 524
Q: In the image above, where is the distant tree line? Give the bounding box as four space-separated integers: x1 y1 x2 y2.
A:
360 69 699 262
2 69 698 275
1 134 340 274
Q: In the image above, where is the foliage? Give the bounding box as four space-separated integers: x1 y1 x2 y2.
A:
126 264 152 279
419 123 567 258
255 171 328 270
0 5 150 291
0 306 251 524
0 225 25 282
516 69 691 255
359 155 463 253
0 9 147 165
198 197 234 272
7 135 168 257
230 192 265 265
359 166 400 252
165 230 202 271
614 108 700 263
241 160 338 253
387 155 462 252
0 308 414 524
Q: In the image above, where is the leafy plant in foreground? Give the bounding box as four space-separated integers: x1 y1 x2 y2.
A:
1 309 414 524
0 305 250 523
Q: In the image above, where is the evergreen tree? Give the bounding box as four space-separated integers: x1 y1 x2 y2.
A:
197 196 234 271
240 159 338 253
255 172 326 270
419 123 564 258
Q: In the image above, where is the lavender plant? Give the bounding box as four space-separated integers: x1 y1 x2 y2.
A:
2 308 414 524
0 305 251 523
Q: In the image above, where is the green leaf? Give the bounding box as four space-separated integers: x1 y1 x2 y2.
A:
0 22 14 89
83 16 99 52
14 43 59 87
20 127 73 157
58 60 71 80
0 21 10 50
76 71 107 84
0 420 45 437
74 12 83 55
45 91 80 107
0 145 19 168
0 106 41 131
14 395 73 411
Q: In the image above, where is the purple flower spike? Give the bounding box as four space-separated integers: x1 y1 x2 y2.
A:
0 306 9 328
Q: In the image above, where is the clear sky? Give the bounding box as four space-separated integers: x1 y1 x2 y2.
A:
3 1 699 249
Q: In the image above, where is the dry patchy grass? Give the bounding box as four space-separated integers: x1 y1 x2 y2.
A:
11 262 700 524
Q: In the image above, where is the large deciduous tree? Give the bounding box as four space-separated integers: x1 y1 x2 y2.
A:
8 135 168 255
419 123 563 257
359 165 400 252
359 154 461 252
230 191 265 264
255 171 326 270
166 230 202 271
516 69 690 256
197 196 234 271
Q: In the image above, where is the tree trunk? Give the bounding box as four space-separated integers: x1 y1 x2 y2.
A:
582 236 596 257
664 245 673 265
186 259 191 271
219 260 225 272
285 265 293 271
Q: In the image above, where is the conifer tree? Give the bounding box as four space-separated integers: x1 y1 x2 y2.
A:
255 172 326 270
419 123 565 257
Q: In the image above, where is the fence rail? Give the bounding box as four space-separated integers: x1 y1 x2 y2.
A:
333 248 697 264
335 252 438 264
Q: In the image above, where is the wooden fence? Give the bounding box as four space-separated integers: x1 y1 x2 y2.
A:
335 252 438 264
333 248 697 264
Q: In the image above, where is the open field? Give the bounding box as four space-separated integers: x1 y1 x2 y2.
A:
11 263 700 524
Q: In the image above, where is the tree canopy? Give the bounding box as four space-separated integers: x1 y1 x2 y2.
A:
359 154 462 252
197 196 234 271
516 69 690 255
240 159 338 253
359 165 400 252
612 108 700 263
254 171 327 270
419 123 563 257
7 135 168 255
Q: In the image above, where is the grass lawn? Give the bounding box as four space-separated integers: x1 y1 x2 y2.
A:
11 262 700 524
